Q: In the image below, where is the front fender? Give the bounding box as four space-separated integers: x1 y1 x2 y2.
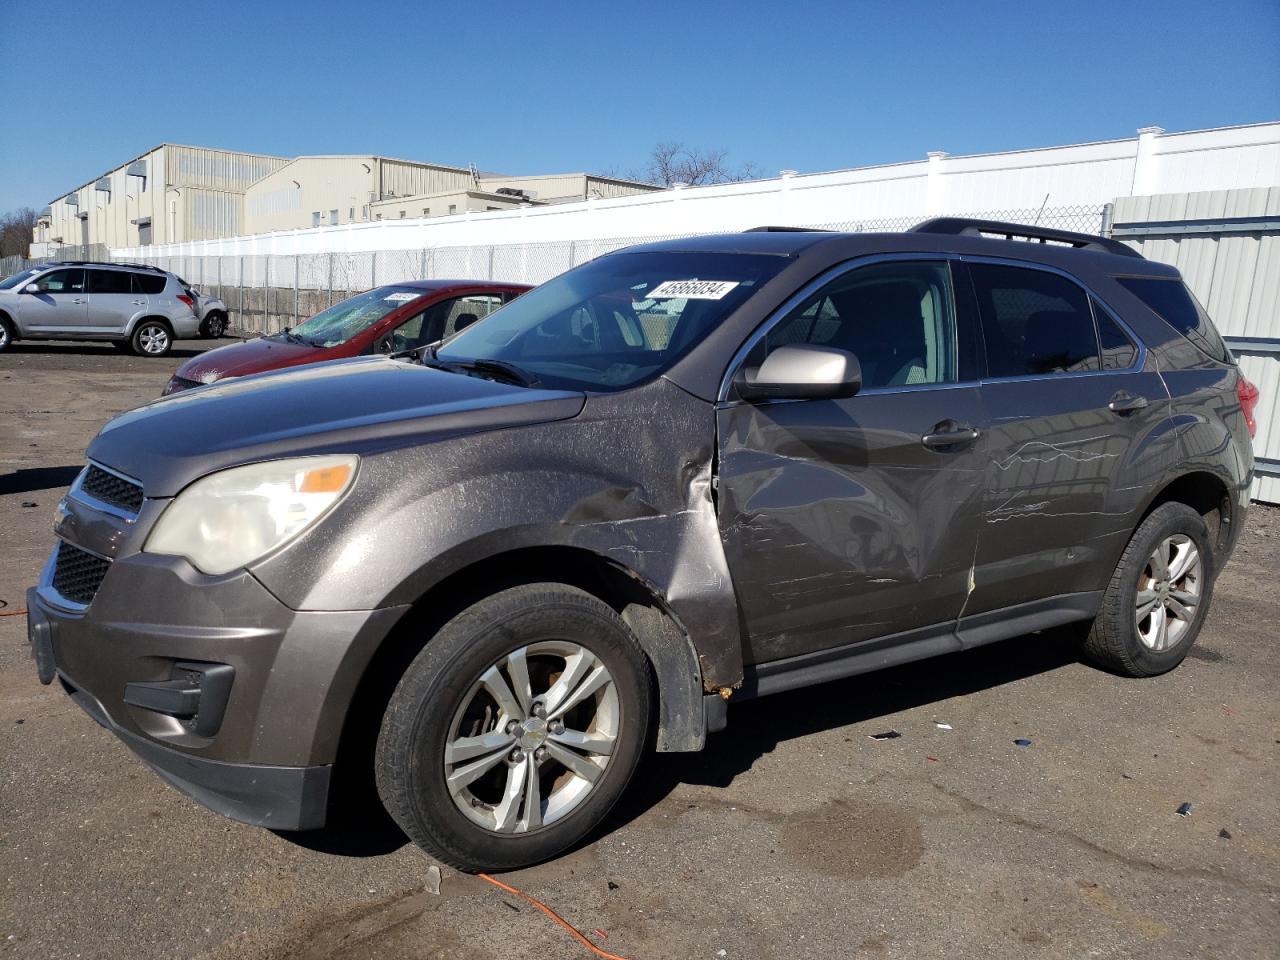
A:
249 378 746 692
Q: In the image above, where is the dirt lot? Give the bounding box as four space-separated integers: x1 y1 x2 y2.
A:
1 341 1278 960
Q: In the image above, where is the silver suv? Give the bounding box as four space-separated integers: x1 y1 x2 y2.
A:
0 262 200 357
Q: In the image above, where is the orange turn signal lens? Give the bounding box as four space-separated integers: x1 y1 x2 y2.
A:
299 464 352 493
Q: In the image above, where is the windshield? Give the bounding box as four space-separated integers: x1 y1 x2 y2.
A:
287 286 426 347
0 268 41 291
436 251 787 390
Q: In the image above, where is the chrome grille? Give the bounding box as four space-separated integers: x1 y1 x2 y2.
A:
51 542 110 606
80 465 144 513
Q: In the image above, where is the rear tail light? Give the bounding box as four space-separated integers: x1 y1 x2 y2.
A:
177 293 194 309
1237 376 1259 439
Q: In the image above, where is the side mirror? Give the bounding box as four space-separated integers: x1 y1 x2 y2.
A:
23 283 39 294
735 344 862 402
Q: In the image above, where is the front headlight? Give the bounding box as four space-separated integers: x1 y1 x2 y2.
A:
145 455 358 575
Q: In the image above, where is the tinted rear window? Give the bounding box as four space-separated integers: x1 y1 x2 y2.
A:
88 269 132 294
132 272 166 295
1115 276 1230 363
968 263 1100 377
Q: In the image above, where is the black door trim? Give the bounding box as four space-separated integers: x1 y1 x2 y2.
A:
736 591 1102 700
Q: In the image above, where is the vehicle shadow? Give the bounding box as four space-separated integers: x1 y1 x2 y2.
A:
0 465 82 496
4 342 224 359
278 626 1083 861
611 626 1083 816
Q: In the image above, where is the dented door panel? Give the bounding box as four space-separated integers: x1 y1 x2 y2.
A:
716 387 987 665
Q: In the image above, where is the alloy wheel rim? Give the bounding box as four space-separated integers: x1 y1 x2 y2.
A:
0 326 8 349
140 325 169 354
444 640 619 834
1135 534 1202 651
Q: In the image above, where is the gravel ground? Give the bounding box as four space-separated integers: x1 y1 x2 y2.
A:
1 340 1277 960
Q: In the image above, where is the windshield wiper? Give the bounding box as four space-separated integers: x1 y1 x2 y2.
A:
422 355 541 388
279 328 318 347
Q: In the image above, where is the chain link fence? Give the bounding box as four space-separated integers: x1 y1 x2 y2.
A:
5 206 1107 336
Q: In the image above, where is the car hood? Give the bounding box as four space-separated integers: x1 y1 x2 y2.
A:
175 336 322 382
90 357 586 496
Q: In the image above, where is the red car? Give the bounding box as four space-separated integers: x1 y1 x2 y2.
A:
163 280 530 395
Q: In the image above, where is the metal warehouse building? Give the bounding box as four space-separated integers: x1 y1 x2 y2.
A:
35 150 661 253
33 144 289 252
245 158 659 233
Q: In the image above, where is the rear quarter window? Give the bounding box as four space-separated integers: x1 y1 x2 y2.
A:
1115 276 1230 363
131 272 167 295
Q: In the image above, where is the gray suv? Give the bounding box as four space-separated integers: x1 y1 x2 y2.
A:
26 220 1258 872
0 261 200 356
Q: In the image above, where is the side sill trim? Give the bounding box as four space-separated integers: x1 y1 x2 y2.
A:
737 591 1102 701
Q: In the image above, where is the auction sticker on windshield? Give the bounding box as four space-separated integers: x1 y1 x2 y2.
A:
647 279 739 300
384 292 420 302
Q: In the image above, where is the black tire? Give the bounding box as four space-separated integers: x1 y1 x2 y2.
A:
201 312 227 339
375 584 651 872
130 319 173 357
0 316 14 352
1082 502 1215 677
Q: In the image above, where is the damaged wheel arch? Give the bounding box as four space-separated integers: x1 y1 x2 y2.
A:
336 543 712 803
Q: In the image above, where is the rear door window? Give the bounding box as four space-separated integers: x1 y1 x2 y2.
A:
968 263 1100 377
1115 276 1230 362
88 269 132 294
131 272 167 295
443 294 504 337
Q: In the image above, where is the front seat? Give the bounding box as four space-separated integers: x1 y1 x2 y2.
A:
453 312 480 333
829 281 928 388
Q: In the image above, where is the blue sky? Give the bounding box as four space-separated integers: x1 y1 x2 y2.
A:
1 0 1276 211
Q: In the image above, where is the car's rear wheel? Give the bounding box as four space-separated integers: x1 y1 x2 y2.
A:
202 312 228 339
0 316 14 352
375 584 651 872
1082 502 1215 677
131 319 173 357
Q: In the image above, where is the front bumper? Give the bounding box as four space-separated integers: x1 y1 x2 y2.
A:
55 656 331 830
27 550 408 830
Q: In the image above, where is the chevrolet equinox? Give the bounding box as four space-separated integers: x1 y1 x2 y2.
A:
28 219 1258 871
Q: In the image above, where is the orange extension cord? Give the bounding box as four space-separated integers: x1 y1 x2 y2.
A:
0 609 27 617
478 873 632 960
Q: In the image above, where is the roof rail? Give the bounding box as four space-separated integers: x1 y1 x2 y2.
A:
44 260 165 271
744 225 833 233
910 217 1142 259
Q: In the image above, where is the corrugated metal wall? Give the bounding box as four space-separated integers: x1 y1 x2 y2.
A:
185 189 244 241
1113 187 1280 502
167 145 288 192
379 160 474 199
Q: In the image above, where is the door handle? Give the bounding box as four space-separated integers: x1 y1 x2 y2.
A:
1108 392 1148 414
71 298 87 304
921 422 981 449
131 299 147 305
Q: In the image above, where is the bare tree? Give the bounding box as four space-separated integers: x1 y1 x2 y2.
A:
0 207 37 258
628 143 760 187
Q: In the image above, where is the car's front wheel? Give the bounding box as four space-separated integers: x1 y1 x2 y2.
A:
0 316 14 352
131 319 173 357
375 584 651 872
1082 502 1215 677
